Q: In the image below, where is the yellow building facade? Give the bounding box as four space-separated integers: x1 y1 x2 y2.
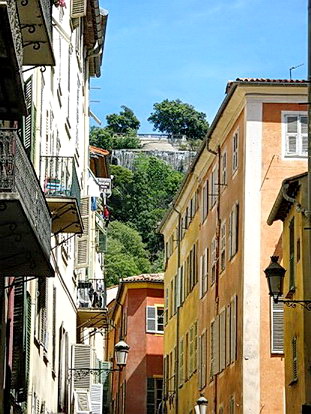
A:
268 173 311 413
159 79 309 413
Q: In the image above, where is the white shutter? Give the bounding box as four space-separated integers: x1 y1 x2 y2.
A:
199 255 203 299
73 344 91 389
74 390 91 414
71 0 87 18
219 310 226 371
146 306 156 332
90 383 103 414
198 335 202 388
210 321 215 377
215 315 220 374
230 296 237 363
76 197 90 268
271 299 284 354
176 268 181 308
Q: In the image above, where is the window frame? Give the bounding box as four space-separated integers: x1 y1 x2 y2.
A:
146 305 164 334
282 111 308 158
232 130 239 174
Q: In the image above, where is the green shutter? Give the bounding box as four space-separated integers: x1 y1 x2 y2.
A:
23 76 36 160
99 230 107 253
11 278 31 402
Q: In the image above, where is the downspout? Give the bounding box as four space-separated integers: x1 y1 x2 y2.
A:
206 140 219 414
172 206 181 414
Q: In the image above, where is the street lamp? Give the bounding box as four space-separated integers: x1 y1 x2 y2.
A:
194 396 208 414
114 340 130 367
264 256 311 310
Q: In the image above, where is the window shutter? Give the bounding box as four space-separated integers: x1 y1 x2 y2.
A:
215 315 220 374
292 337 298 381
230 296 237 363
12 279 25 394
189 325 194 374
179 338 184 385
71 0 87 17
198 335 202 388
74 390 91 414
73 344 91 389
201 331 207 388
228 211 233 258
194 322 198 371
90 383 103 414
23 76 35 159
199 255 203 298
222 152 227 185
176 268 181 308
271 299 284 353
225 305 231 367
235 203 239 254
219 310 226 371
146 306 156 332
76 197 90 268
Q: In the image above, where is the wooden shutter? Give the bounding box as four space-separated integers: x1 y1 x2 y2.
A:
225 305 231 366
179 338 184 386
23 76 36 159
198 335 202 388
230 296 237 363
219 310 226 372
90 383 103 414
189 325 194 374
12 279 25 395
76 197 90 268
75 390 91 413
201 331 207 388
210 321 215 377
301 116 308 154
292 337 298 381
271 299 284 354
71 0 87 17
222 152 227 185
199 254 204 298
73 344 91 389
215 315 220 374
194 322 198 371
176 268 181 308
146 306 156 332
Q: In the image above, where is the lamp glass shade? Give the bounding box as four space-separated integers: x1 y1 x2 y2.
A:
195 396 208 414
114 340 130 366
264 256 286 299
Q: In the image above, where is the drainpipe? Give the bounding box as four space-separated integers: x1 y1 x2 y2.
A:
172 206 181 414
307 0 311 300
206 142 220 414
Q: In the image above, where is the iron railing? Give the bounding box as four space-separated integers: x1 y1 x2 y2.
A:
0 129 52 256
77 279 106 309
6 0 23 69
40 156 81 205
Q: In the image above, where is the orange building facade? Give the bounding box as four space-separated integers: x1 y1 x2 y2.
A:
159 79 308 413
107 274 164 414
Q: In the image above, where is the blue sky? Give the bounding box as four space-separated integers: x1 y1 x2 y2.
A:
91 0 307 132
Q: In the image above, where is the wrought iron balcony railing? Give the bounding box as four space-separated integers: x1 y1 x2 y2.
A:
16 0 55 66
40 156 81 203
77 279 106 310
0 0 26 119
0 129 53 276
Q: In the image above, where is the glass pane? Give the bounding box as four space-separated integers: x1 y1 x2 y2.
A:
287 135 297 153
147 307 156 318
301 116 308 134
148 320 156 331
287 116 298 133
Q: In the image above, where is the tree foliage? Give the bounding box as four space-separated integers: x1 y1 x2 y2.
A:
89 127 140 152
105 221 152 286
148 99 209 140
106 105 140 134
109 155 183 257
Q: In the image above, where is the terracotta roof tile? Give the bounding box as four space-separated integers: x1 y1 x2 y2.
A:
226 78 307 93
89 145 110 156
122 273 164 284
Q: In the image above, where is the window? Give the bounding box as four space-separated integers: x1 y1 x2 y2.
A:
200 248 208 298
221 151 227 188
210 316 219 377
291 336 298 383
219 309 226 372
180 265 185 304
198 331 207 389
147 378 163 414
164 288 168 325
289 217 295 291
220 221 226 272
179 338 184 386
211 237 217 284
229 203 239 259
146 306 164 333
211 168 218 207
284 113 307 157
201 180 209 222
271 299 284 354
232 131 239 173
230 296 237 363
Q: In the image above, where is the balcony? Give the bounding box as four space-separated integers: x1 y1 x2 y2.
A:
0 129 53 277
16 0 55 66
77 280 108 329
0 0 27 120
40 156 83 234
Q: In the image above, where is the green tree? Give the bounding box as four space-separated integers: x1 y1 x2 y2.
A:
109 155 183 257
148 99 209 140
105 221 151 286
89 126 140 152
106 105 140 134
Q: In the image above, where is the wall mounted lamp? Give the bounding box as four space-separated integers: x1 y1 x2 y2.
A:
69 340 130 380
194 395 208 414
264 256 311 311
